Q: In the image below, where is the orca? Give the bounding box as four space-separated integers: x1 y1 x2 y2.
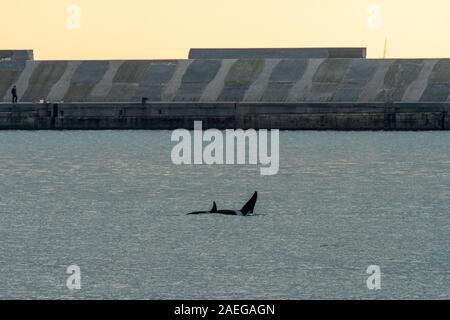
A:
187 192 257 216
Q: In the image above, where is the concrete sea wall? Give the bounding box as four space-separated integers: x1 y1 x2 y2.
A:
1 102 449 130
3 58 450 104
2 48 450 130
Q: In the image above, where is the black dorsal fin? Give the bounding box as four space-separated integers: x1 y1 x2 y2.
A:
210 201 217 213
240 192 257 215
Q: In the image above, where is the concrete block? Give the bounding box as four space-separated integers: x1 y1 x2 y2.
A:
189 48 366 59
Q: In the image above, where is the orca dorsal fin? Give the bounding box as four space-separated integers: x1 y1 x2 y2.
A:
210 201 217 213
240 192 257 216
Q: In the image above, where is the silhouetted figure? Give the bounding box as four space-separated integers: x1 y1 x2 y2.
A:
11 85 18 104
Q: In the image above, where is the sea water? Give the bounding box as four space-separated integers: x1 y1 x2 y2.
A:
0 131 449 299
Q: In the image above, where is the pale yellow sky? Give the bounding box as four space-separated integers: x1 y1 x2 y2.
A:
1 0 450 60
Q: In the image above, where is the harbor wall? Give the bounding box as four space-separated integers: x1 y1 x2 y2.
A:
3 58 450 105
3 48 450 130
1 102 449 130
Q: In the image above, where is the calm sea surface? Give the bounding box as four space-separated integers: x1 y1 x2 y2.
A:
0 131 449 299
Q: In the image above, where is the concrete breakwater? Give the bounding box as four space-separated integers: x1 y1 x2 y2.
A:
1 102 449 130
4 56 450 105
3 48 450 130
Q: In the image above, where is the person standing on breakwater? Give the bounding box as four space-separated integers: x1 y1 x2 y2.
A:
11 85 18 104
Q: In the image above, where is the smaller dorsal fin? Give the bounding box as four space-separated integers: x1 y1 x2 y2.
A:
210 202 217 213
